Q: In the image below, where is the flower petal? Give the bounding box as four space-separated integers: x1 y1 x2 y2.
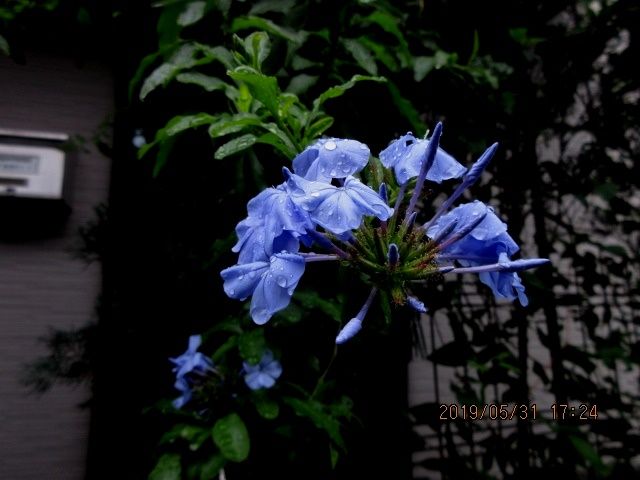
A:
220 261 268 300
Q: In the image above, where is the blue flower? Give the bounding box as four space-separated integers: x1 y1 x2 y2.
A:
170 335 214 378
170 335 213 409
172 377 193 409
243 350 283 390
427 201 528 305
220 252 306 324
287 172 393 234
293 138 370 182
232 185 311 263
380 133 466 185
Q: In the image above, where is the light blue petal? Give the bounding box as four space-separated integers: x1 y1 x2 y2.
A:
243 361 260 374
294 138 370 182
244 371 263 390
344 176 394 220
249 253 305 324
379 133 415 168
311 190 364 234
220 261 269 300
187 335 202 354
407 296 427 313
257 372 276 388
262 360 283 379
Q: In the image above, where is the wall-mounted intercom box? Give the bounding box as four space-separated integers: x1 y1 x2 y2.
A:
0 128 72 239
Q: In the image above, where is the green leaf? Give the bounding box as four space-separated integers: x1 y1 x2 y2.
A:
238 329 266 365
149 453 181 480
164 113 216 137
212 413 250 462
176 72 226 92
379 289 392 325
330 443 339 469
0 34 10 56
196 44 236 70
228 67 281 117
252 393 280 419
249 0 296 15
413 56 435 82
294 290 342 322
386 80 426 133
208 113 263 138
177 1 206 26
311 74 386 114
214 133 258 160
569 435 609 474
362 10 409 53
342 38 378 75
140 44 201 100
230 15 307 45
284 397 346 450
305 116 334 142
286 74 319 95
159 423 210 451
358 37 399 71
243 31 271 69
212 336 238 362
197 455 226 480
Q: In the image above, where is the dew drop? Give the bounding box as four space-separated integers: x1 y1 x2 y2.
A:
229 288 235 295
238 274 244 280
330 169 337 176
325 140 337 151
359 144 368 150
276 276 287 287
311 192 320 197
270 257 276 263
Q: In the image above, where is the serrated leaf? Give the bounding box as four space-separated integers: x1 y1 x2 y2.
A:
214 133 257 159
311 74 386 114
149 454 181 480
343 38 378 75
228 67 281 117
177 1 206 26
176 72 226 92
208 113 263 138
212 413 250 462
230 15 307 45
238 329 266 365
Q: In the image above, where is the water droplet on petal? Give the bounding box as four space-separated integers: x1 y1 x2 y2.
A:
325 140 337 151
359 144 368 150
238 274 244 280
330 169 337 176
311 192 320 198
270 257 276 263
230 288 235 295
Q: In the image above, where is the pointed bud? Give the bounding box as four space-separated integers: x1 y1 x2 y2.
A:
336 287 378 345
378 183 388 204
387 243 400 266
405 211 418 230
444 258 550 275
429 217 458 244
407 296 427 313
282 166 293 180
336 318 362 344
406 122 443 217
463 143 498 188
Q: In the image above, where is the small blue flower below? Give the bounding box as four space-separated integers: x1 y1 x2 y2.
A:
243 350 283 390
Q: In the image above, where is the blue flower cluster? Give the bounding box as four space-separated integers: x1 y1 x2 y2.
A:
170 335 214 408
221 124 549 343
221 137 392 324
170 337 284 408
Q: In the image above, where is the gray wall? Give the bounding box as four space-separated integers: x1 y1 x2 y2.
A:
0 52 112 479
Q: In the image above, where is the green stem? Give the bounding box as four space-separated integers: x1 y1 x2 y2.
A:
310 343 338 400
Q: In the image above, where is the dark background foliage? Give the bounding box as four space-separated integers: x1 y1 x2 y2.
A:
4 0 639 479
